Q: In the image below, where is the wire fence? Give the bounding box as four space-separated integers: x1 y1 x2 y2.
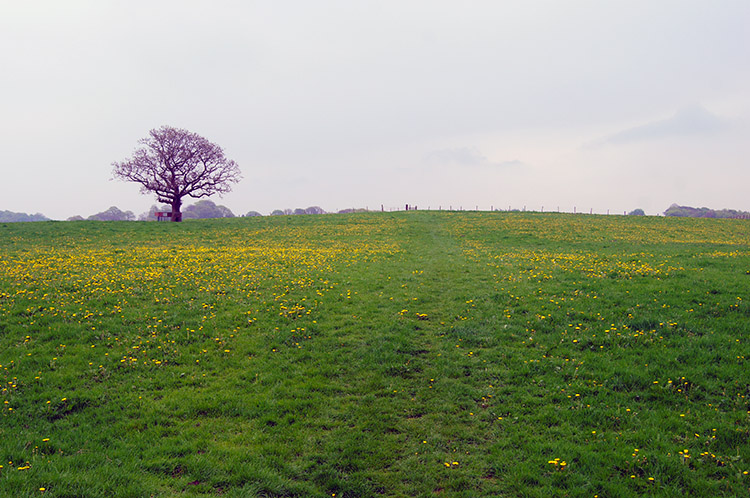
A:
371 204 639 216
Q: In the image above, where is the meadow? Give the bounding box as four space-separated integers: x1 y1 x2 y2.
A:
0 211 748 497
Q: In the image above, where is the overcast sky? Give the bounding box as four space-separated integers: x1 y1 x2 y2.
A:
2 1 749 219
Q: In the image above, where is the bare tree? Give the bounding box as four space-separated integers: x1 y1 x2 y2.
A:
112 126 241 221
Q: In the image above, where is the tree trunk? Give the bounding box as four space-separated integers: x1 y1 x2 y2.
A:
171 199 182 222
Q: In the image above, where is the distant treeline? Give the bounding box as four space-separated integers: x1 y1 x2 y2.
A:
15 202 748 222
664 204 750 219
1 201 372 222
0 210 50 222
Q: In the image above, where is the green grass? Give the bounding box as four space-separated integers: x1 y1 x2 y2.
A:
1 211 749 497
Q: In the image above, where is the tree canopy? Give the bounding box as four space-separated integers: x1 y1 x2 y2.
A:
182 200 235 219
112 126 241 221
88 206 135 221
663 203 750 219
0 210 50 222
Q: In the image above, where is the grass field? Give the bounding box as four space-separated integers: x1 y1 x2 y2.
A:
1 211 749 497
